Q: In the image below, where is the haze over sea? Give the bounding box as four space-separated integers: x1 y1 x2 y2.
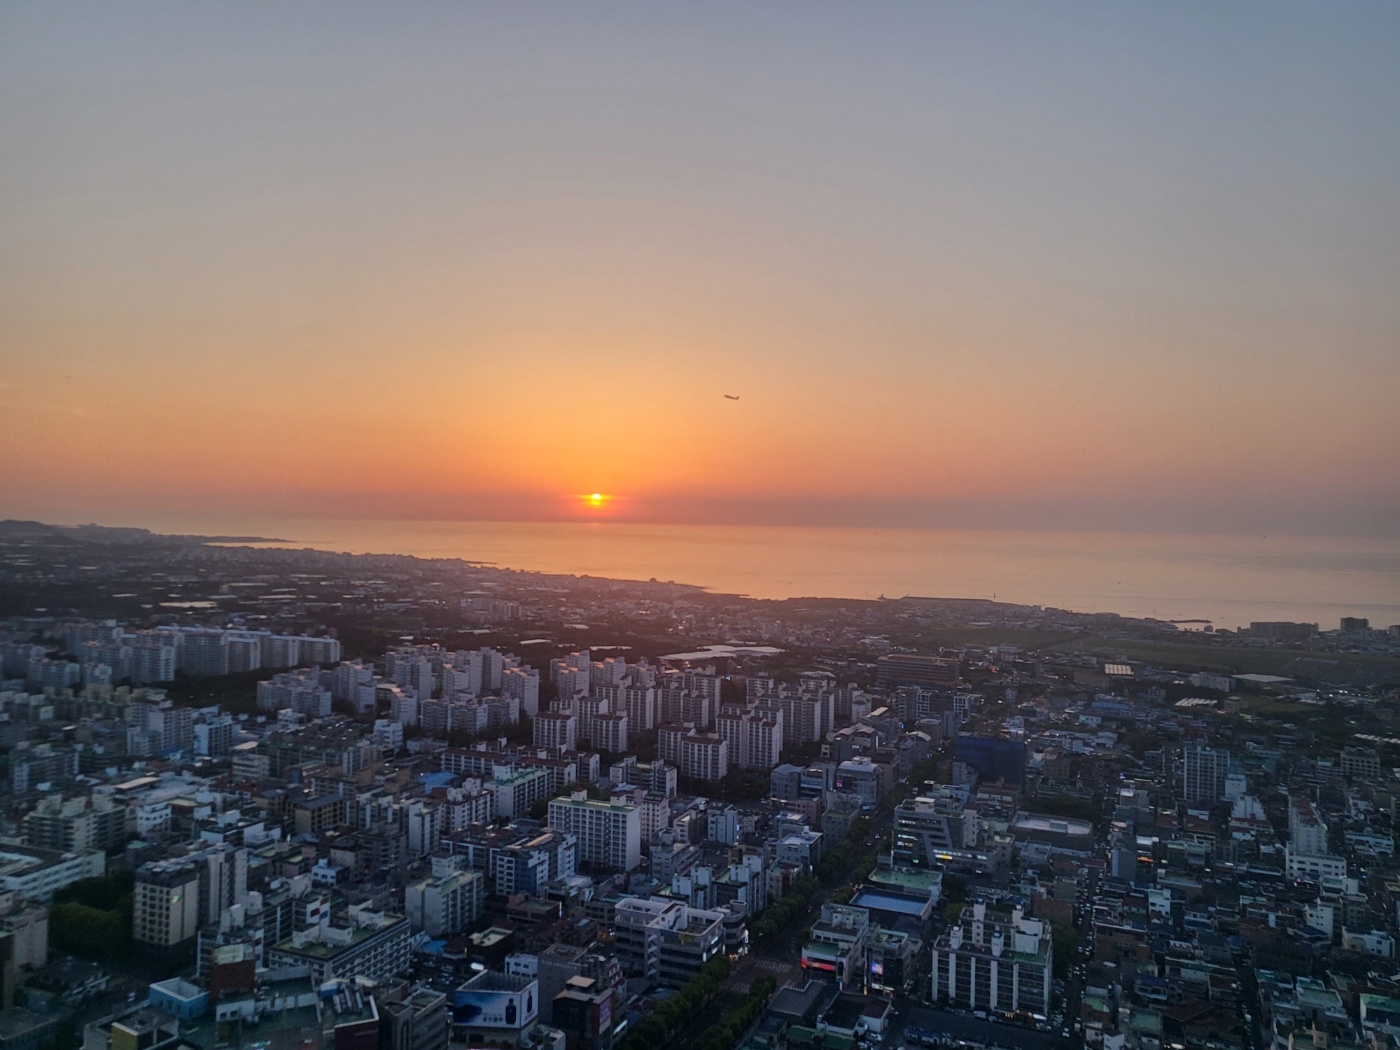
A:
123 518 1400 633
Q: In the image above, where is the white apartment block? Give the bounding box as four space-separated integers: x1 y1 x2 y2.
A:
931 902 1053 1019
405 799 444 857
589 712 628 754
257 669 332 718
1289 796 1331 857
0 847 106 901
718 704 783 771
1286 846 1347 881
489 767 551 820
547 793 641 872
533 712 577 751
502 666 541 717
405 864 484 938
658 725 729 782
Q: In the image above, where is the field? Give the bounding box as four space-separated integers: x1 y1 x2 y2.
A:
1038 635 1400 686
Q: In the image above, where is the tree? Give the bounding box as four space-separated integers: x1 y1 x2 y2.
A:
50 871 133 964
617 956 732 1050
1050 922 1079 980
54 870 134 910
50 902 129 963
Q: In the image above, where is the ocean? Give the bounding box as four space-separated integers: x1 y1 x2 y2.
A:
125 516 1400 632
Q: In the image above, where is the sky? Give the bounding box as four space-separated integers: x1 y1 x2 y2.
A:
2 3 1398 535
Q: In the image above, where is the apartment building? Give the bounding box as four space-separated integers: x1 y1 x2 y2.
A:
405 863 485 938
930 902 1053 1019
547 794 641 873
657 724 728 782
718 703 784 771
268 903 411 984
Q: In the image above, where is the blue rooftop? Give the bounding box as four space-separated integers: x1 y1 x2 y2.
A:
419 771 457 791
850 890 930 916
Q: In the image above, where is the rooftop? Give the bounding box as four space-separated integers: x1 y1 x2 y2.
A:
849 890 930 917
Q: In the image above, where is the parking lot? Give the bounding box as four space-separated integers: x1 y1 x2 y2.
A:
898 1006 1079 1050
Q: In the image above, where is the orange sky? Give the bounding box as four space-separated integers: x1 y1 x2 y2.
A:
2 5 1398 535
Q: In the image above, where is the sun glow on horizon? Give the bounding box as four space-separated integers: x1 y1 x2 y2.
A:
583 492 611 510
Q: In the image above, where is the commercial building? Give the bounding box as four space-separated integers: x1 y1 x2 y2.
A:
706 805 740 847
192 715 235 757
876 654 959 688
0 894 50 970
1286 847 1347 882
1289 796 1331 857
133 860 201 948
609 757 678 799
452 970 538 1046
551 973 618 1050
1010 813 1096 854
893 790 981 868
378 984 450 1050
0 846 106 901
771 764 805 800
952 736 1026 786
612 896 726 987
1341 747 1382 781
487 829 578 895
833 757 883 808
133 846 247 948
800 904 870 991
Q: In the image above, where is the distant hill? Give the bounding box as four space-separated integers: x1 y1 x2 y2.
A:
66 523 156 542
0 519 281 544
0 519 67 538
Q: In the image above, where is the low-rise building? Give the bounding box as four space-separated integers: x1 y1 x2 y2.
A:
268 904 411 984
800 904 870 992
611 896 725 987
452 970 539 1046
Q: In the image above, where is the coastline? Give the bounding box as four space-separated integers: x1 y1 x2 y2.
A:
11 516 1398 632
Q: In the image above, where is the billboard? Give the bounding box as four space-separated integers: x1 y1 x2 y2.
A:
453 985 537 1030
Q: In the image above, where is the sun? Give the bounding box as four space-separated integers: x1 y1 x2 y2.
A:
583 492 611 509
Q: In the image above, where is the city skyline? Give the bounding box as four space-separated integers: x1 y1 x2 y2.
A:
3 4 1398 536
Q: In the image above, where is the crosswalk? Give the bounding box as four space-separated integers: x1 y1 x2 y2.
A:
726 955 805 993
754 958 799 977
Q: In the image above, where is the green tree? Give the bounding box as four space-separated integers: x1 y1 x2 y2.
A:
50 871 134 964
1050 922 1080 980
50 902 129 963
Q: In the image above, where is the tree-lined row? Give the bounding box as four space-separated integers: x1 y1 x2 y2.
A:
617 955 733 1050
687 976 778 1050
